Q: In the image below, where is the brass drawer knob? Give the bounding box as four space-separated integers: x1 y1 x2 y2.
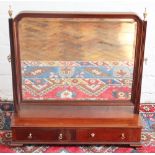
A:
28 133 32 139
58 133 63 140
121 133 126 140
90 133 95 138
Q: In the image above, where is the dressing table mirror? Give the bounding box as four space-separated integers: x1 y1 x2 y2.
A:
9 11 147 146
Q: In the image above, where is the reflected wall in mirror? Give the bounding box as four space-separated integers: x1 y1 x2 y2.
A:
18 17 137 101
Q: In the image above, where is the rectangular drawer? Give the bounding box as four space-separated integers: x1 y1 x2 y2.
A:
76 128 141 142
12 127 141 143
12 127 75 142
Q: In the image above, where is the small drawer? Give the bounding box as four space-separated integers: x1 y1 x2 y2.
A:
76 128 141 142
12 128 75 142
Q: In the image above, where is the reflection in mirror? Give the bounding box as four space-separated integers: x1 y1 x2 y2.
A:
18 17 137 101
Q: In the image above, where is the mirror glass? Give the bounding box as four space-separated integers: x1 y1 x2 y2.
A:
18 17 137 101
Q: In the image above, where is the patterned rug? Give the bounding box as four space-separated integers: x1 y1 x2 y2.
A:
0 61 155 152
22 61 132 100
0 103 155 153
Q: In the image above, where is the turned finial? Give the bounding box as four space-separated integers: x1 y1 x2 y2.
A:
143 8 147 21
8 5 13 18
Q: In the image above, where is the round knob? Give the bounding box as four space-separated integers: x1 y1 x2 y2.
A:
58 133 63 140
7 54 11 63
121 133 126 140
90 133 95 138
28 133 32 139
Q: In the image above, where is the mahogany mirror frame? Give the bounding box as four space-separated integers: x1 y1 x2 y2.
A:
9 11 147 114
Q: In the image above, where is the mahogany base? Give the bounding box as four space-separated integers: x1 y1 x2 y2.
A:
11 105 142 146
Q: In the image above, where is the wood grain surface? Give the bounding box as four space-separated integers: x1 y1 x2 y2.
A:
9 12 146 146
18 18 137 61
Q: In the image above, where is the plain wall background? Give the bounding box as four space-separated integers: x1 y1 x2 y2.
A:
0 0 155 102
